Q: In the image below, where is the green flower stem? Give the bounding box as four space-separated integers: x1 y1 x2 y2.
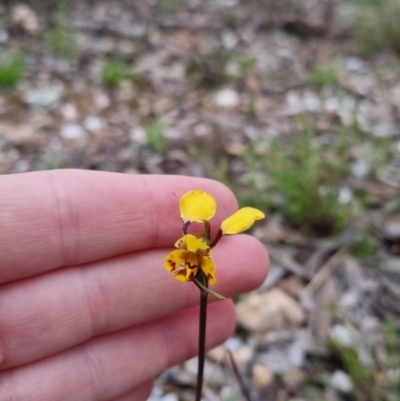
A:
195 288 208 401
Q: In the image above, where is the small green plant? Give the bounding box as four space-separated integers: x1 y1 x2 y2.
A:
145 118 166 153
308 64 337 89
0 52 25 88
350 233 378 260
353 0 400 55
243 116 350 235
102 60 126 87
157 0 184 12
45 2 79 58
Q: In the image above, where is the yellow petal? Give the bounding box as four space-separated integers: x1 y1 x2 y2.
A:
200 257 217 285
174 264 198 282
164 249 187 272
175 234 212 257
221 207 265 235
164 250 199 282
179 190 217 223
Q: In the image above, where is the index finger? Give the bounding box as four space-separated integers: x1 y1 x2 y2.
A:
0 170 238 283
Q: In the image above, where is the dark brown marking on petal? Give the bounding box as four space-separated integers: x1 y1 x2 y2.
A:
168 260 176 271
185 261 198 270
175 269 187 277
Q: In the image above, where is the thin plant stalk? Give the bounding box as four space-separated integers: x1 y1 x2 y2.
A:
195 289 208 401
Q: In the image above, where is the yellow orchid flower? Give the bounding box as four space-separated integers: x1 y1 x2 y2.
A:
165 190 265 285
179 190 217 223
164 234 217 284
221 207 265 235
164 189 265 401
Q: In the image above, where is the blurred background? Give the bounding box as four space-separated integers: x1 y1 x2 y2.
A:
1 0 400 400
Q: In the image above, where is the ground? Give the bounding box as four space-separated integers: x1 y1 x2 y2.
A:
1 1 400 400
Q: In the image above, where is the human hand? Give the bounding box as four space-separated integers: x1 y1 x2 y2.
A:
0 170 269 401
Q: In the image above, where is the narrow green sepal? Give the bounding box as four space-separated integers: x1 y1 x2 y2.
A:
200 220 211 244
193 277 225 300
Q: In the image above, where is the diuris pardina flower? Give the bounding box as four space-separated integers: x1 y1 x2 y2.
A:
163 190 265 286
164 190 265 401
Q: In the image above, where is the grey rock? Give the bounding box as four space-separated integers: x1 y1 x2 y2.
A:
329 324 354 348
383 215 400 240
60 124 85 140
330 370 353 393
345 57 368 73
360 316 380 333
340 290 360 310
214 88 240 108
303 91 320 112
14 159 30 173
83 116 103 132
288 341 306 368
224 336 243 351
259 265 286 291
257 345 296 373
338 187 353 204
222 30 238 49
373 122 398 138
184 357 226 386
0 30 9 44
24 86 64 108
55 59 73 77
351 159 370 178
60 103 78 121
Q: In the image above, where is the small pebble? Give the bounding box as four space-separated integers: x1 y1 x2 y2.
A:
60 103 78 121
84 115 103 132
338 187 352 204
0 30 9 44
214 88 240 108
24 86 64 108
345 57 368 73
329 324 354 348
351 159 370 178
330 370 353 393
231 345 253 366
340 290 360 310
130 126 147 144
60 124 85 140
14 160 30 173
224 337 243 351
252 364 274 390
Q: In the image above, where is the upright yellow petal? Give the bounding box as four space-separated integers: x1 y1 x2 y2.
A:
179 190 217 223
221 207 265 235
176 234 212 256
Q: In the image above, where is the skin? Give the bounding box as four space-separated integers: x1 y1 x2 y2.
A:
0 170 269 401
